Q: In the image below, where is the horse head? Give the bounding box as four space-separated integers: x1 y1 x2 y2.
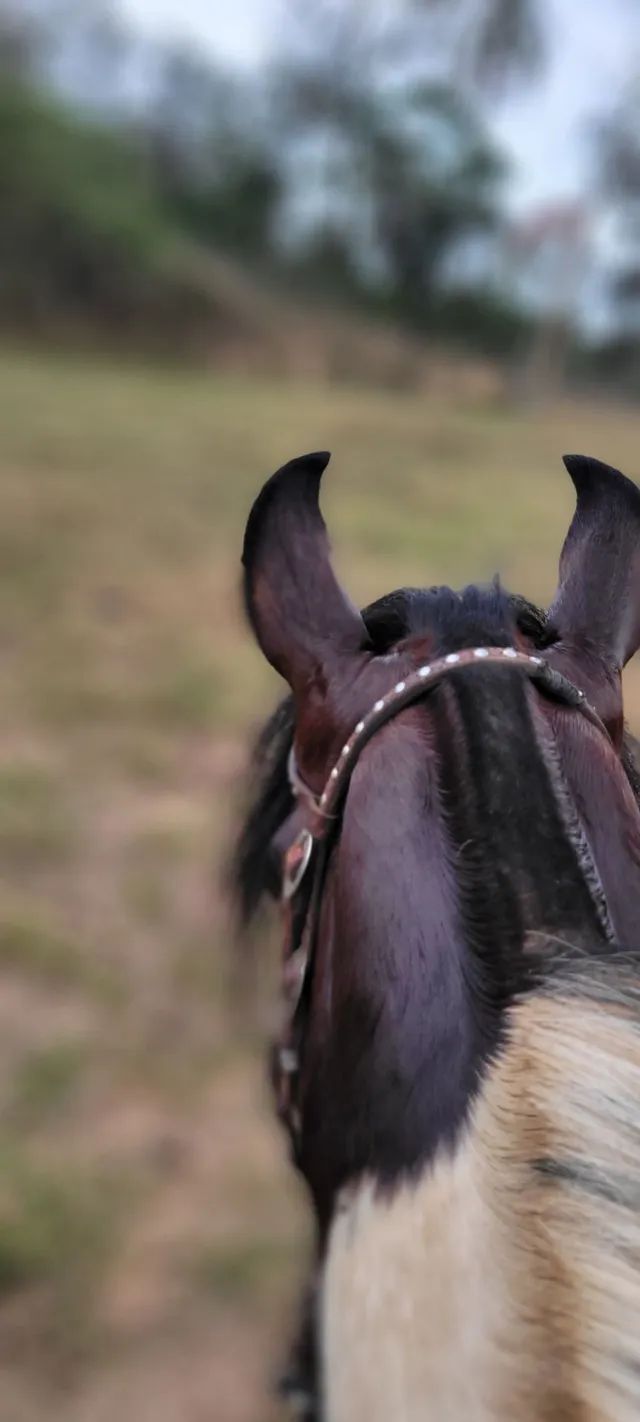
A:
236 451 640 1421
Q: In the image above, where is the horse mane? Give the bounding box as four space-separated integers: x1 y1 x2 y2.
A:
232 589 640 925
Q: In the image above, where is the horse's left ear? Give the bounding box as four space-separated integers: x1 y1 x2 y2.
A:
547 455 640 735
242 451 366 692
549 455 640 666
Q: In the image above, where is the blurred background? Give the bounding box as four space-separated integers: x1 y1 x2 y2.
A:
2 1 640 1419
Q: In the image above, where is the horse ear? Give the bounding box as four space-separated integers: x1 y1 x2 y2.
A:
242 451 366 691
549 455 640 670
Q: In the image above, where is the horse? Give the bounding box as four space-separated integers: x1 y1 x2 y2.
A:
233 450 640 1421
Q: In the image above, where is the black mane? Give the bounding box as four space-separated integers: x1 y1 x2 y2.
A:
232 588 560 925
233 694 295 923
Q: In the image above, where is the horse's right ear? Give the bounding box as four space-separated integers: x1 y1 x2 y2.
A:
242 452 366 693
547 456 640 738
549 456 640 669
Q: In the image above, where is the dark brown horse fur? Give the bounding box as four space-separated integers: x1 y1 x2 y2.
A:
234 452 640 1420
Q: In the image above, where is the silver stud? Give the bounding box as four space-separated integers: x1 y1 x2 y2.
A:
320 791 327 805
473 648 489 658
418 665 431 678
355 720 365 734
374 699 385 712
445 653 460 665
341 743 350 757
330 767 339 779
279 1046 298 1074
502 647 517 658
530 656 543 666
394 681 406 694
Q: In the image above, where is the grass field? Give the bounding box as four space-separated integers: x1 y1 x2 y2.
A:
1 345 640 1421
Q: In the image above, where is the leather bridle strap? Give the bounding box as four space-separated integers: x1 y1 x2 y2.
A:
275 643 610 1145
289 644 608 839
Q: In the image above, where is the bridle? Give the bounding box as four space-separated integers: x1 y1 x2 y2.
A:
272 644 610 1149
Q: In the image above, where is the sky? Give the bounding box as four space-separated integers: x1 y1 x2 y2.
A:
121 0 639 213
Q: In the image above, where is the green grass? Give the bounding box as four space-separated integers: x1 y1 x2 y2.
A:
143 653 224 731
0 907 122 1003
0 1150 117 1294
3 344 640 749
0 342 640 1411
11 1042 90 1129
188 1235 297 1306
170 929 223 1001
0 912 86 983
0 1138 130 1369
0 764 74 867
123 822 204 927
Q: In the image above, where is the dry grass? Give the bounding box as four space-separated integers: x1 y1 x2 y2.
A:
0 344 639 1420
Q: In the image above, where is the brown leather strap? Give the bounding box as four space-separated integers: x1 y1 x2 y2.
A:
295 645 609 838
275 643 611 1148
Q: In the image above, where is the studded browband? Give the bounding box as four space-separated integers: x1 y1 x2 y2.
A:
284 644 606 882
274 644 610 1140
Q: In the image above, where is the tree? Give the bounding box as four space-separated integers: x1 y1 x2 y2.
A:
596 81 640 341
142 42 281 259
451 0 544 93
276 0 545 103
0 75 213 340
271 5 507 323
0 0 550 358
369 85 504 319
503 202 590 400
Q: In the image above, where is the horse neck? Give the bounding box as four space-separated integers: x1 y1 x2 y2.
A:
308 669 640 1418
321 963 640 1422
300 670 616 1220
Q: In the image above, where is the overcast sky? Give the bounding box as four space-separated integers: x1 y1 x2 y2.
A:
121 0 640 211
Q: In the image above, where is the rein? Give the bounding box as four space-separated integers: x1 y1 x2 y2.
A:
273 645 610 1147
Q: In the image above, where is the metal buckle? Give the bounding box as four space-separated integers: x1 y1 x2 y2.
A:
283 946 308 1008
279 1045 299 1074
282 827 314 901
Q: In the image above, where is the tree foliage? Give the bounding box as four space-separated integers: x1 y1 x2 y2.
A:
593 80 640 376
0 0 549 353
